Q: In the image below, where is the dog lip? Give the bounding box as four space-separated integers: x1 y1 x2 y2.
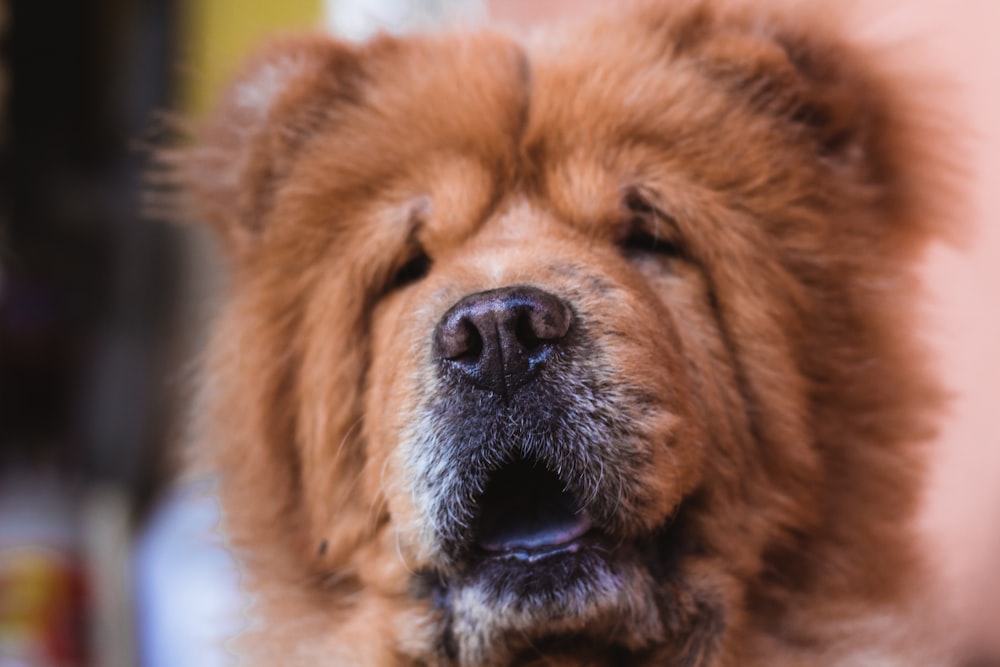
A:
478 513 592 553
481 534 591 564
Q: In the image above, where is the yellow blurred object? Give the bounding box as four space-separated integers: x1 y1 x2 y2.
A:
180 0 322 115
0 548 85 667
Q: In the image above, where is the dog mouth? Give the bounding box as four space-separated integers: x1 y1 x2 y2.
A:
473 457 593 561
415 437 700 660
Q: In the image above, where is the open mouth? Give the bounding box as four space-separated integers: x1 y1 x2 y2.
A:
474 457 592 561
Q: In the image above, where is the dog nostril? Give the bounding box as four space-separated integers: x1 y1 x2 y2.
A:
439 316 483 363
527 300 571 344
514 312 541 353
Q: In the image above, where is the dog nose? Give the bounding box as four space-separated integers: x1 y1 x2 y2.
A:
434 286 572 395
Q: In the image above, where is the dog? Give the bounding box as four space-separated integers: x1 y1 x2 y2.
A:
171 1 954 664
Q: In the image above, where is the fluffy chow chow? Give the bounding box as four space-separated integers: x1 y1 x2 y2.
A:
173 1 953 665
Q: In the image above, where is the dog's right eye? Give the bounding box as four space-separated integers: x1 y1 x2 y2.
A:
388 250 432 292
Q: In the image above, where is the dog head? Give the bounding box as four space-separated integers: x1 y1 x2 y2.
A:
176 2 949 664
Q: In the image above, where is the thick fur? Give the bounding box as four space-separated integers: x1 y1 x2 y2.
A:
173 1 953 665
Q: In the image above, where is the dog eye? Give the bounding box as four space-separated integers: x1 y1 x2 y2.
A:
621 228 683 257
620 190 684 259
389 250 432 291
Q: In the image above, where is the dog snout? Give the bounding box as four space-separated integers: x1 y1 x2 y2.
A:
434 286 572 395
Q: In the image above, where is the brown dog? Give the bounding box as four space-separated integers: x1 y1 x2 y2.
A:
173 1 953 664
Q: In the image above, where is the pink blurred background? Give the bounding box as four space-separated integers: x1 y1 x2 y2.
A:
908 0 1000 654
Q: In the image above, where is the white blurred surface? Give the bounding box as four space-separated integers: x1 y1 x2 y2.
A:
133 483 245 667
324 0 485 40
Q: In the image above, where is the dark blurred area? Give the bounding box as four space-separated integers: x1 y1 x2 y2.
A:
0 0 193 664
3 0 180 518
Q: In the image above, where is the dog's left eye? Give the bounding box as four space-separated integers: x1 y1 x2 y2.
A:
619 189 684 259
388 250 432 291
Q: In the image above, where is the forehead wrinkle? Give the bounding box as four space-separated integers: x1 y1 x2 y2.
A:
418 158 500 254
433 42 533 252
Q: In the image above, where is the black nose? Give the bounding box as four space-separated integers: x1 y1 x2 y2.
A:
434 286 572 396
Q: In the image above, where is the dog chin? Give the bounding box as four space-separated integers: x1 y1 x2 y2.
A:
422 543 666 665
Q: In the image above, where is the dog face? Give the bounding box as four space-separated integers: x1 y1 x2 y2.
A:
368 201 706 660
176 2 949 665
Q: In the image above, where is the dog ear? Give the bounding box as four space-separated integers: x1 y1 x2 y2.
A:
673 4 955 246
178 36 365 254
696 29 862 159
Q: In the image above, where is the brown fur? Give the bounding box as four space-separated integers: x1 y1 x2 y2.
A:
172 1 954 665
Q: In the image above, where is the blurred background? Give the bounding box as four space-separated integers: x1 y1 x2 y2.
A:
0 1 996 666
